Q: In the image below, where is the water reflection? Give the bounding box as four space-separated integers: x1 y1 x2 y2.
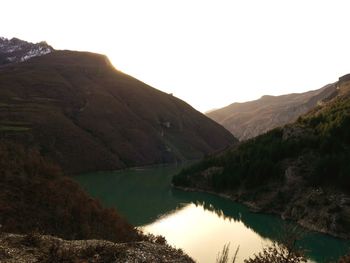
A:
172 189 285 240
76 165 350 263
170 189 350 262
142 203 273 263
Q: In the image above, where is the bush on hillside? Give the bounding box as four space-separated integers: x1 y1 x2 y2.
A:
0 141 140 242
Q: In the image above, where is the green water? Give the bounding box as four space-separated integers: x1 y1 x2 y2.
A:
76 165 350 263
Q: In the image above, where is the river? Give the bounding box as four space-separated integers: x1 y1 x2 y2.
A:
76 164 350 263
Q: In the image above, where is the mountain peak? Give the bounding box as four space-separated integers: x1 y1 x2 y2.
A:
0 36 54 65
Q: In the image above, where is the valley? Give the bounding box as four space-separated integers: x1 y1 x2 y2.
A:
1 36 350 262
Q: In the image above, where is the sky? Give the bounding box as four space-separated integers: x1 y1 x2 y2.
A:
1 0 350 112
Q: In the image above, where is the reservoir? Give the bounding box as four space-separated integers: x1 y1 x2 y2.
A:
76 165 350 263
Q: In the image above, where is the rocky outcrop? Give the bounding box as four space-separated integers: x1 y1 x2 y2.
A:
0 233 194 263
235 158 350 239
338 73 350 85
0 37 53 65
281 188 350 238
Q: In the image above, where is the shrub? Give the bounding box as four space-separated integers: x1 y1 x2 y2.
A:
244 241 307 263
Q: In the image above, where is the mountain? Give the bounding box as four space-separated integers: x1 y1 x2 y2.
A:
0 47 236 174
173 74 350 239
207 84 337 140
0 37 53 65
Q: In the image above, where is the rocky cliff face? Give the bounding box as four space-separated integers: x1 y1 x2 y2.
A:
207 84 337 140
0 37 53 65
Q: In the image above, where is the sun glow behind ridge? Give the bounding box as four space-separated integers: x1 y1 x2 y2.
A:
2 0 350 112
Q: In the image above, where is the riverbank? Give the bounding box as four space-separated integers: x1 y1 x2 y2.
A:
172 184 350 240
74 160 195 177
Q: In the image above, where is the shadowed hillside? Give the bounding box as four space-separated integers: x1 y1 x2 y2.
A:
0 50 236 173
207 84 337 140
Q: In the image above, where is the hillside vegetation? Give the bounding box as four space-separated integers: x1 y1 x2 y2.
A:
207 83 337 140
0 141 140 242
173 76 350 238
0 50 236 173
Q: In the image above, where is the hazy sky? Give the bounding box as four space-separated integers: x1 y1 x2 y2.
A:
2 0 350 112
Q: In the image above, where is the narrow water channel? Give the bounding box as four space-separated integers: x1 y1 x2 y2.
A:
76 165 350 263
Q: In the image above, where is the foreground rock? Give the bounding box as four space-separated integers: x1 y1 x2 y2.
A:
0 233 194 263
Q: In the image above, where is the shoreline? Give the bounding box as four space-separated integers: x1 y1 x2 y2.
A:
74 161 197 177
172 184 349 240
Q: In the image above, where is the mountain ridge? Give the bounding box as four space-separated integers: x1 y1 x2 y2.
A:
207 83 337 140
0 47 236 174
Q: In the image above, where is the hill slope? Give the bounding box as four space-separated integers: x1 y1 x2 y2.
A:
0 141 139 242
207 84 337 140
0 50 236 173
173 75 350 238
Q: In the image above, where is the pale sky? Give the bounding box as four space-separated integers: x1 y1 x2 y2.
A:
2 0 350 112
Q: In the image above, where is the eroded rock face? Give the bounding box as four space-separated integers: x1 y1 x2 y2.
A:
281 189 350 238
237 157 350 239
0 233 194 263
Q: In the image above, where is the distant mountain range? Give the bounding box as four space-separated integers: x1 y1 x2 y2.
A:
0 37 53 65
207 84 337 140
0 37 236 174
174 74 350 239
